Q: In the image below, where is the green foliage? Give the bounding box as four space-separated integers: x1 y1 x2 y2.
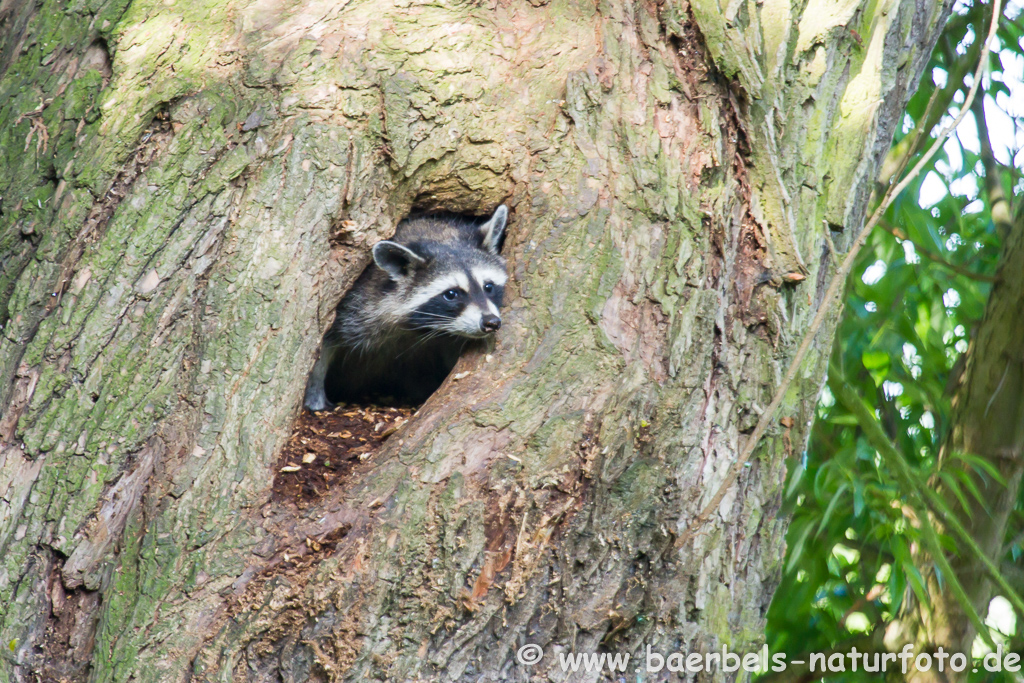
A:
766 0 1023 675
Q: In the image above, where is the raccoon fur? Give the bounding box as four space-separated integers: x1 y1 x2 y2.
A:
303 206 509 409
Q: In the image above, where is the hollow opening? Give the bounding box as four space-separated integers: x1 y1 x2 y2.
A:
273 205 510 505
308 205 508 411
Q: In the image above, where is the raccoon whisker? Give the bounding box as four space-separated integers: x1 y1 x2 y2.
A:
395 330 448 359
401 321 451 329
339 343 371 367
400 325 448 338
400 323 450 333
408 313 458 322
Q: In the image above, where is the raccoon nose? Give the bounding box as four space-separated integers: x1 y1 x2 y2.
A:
480 314 501 333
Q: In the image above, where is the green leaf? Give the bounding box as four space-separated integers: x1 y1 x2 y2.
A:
937 470 972 518
861 349 890 371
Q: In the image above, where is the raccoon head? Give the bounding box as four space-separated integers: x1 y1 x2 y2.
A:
373 206 508 338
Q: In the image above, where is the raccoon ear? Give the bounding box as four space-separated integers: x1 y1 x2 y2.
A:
372 241 426 280
478 205 508 255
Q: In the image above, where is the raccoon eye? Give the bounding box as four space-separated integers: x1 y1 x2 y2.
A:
443 289 460 301
483 282 495 294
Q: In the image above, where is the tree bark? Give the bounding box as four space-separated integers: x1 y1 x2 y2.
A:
0 0 948 680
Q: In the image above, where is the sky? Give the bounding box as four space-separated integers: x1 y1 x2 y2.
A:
918 0 1024 207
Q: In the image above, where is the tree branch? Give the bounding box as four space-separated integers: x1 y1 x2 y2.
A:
829 357 1024 645
879 219 999 282
970 84 1015 237
828 366 999 649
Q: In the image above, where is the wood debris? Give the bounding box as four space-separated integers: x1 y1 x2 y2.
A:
273 403 414 506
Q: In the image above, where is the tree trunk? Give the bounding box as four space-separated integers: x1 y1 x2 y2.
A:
0 0 948 680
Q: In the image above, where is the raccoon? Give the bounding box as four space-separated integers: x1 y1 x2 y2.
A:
303 206 509 410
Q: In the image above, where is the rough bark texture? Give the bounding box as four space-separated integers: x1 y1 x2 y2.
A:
887 208 1024 683
0 0 947 680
